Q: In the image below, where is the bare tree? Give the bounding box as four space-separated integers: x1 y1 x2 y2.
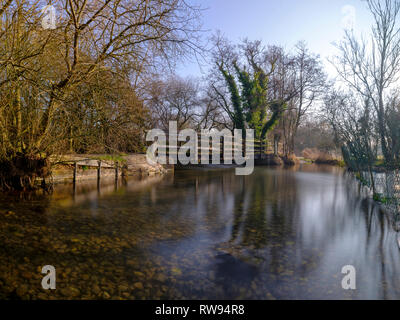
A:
147 76 201 131
0 0 202 190
322 90 379 192
333 0 400 164
281 42 326 156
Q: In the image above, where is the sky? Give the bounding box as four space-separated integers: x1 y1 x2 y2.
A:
176 0 373 79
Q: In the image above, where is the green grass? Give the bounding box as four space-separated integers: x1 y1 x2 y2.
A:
337 160 346 167
94 154 127 163
374 158 385 167
373 193 392 204
354 172 368 186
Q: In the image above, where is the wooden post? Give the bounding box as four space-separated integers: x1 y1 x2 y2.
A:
115 161 119 181
260 141 263 158
121 163 127 178
97 160 101 180
73 162 77 184
72 161 77 197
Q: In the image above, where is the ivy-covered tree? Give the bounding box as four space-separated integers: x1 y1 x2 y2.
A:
216 54 287 141
217 63 246 131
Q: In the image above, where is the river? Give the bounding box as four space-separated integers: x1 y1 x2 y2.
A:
0 164 399 299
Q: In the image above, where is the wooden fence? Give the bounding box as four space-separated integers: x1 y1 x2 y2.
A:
151 135 268 163
52 156 125 185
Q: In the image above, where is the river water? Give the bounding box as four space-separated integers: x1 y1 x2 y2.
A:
0 164 399 300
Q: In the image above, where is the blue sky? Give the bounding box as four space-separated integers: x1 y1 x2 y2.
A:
177 0 372 78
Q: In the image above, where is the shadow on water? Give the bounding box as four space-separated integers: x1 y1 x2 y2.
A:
213 252 259 299
0 164 399 299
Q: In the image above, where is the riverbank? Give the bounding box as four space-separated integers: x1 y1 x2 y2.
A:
49 153 346 185
256 154 344 167
51 154 170 184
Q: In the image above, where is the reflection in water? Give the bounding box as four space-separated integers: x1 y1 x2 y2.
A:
0 164 399 299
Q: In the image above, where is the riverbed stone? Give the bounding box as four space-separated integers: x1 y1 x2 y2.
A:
133 282 144 290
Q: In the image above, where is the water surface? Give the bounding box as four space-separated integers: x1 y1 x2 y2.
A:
0 164 399 299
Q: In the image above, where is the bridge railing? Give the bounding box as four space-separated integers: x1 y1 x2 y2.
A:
148 135 267 163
